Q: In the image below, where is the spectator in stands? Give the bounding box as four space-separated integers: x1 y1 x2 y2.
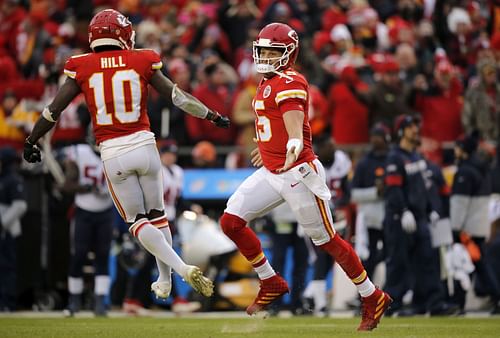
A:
0 91 38 150
218 0 260 51
327 65 369 145
353 58 414 128
0 47 20 99
462 57 500 143
231 69 260 163
348 2 389 53
0 147 27 311
186 62 237 145
322 24 365 74
442 7 478 72
395 43 418 85
414 60 464 164
0 0 27 59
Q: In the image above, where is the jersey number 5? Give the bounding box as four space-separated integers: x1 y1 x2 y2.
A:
254 100 272 142
89 70 141 125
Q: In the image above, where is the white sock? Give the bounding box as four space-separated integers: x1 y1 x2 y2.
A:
94 275 111 296
254 260 276 280
133 219 188 276
156 226 173 282
357 278 376 298
68 277 83 295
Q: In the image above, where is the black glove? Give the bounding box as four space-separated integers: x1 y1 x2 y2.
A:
207 110 230 129
23 138 42 163
213 114 230 128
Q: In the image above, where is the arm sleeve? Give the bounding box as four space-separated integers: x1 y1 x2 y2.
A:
384 154 407 213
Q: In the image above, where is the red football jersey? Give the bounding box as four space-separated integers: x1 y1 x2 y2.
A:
253 69 316 172
64 49 163 144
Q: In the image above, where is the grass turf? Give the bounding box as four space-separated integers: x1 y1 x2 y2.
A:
1 317 499 338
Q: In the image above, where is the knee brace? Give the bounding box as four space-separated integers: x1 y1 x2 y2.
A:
220 212 247 236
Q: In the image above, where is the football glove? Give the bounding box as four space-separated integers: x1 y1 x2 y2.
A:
23 138 42 163
207 110 230 129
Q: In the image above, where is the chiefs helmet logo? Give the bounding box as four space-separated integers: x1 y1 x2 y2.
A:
116 14 130 27
288 30 298 44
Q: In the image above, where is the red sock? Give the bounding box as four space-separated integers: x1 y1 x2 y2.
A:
220 213 263 262
319 234 366 282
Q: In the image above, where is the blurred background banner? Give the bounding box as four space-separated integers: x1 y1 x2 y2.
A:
182 168 256 200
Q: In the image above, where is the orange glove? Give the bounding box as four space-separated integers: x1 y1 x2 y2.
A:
460 232 481 262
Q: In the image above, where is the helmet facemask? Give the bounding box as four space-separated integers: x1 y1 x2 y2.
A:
252 41 295 75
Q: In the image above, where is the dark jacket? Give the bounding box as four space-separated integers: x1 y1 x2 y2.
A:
450 154 491 237
383 145 431 221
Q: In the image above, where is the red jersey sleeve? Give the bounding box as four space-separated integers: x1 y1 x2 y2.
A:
137 49 163 81
274 73 308 111
63 55 79 80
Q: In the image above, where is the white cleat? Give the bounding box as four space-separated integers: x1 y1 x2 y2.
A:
151 280 172 299
183 265 214 297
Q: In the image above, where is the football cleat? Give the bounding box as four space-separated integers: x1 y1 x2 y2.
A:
357 287 393 331
151 279 172 299
183 265 214 297
246 274 289 315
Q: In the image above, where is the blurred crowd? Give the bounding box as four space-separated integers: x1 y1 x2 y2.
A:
1 0 500 316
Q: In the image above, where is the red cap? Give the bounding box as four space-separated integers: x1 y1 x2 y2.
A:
380 60 400 73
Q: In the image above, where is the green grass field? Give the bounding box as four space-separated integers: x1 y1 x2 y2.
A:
1 317 499 338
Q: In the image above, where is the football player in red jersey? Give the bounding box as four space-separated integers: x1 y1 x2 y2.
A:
219 23 391 330
23 9 228 300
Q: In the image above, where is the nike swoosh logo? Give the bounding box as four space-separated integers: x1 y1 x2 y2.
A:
290 182 300 188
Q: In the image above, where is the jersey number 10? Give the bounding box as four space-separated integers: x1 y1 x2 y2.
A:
89 70 141 125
